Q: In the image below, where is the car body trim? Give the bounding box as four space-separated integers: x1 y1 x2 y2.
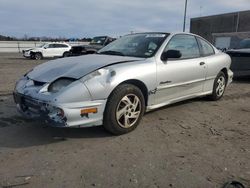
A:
146 91 212 111
157 78 207 90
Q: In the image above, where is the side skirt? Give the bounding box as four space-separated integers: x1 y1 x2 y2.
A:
146 91 212 112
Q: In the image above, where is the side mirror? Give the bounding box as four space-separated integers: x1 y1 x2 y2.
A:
161 50 182 61
43 47 47 49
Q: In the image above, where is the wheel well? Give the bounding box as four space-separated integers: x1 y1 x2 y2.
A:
221 68 228 83
119 79 148 106
31 51 42 55
30 51 42 58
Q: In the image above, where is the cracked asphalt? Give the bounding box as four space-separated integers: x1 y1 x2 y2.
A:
0 53 250 188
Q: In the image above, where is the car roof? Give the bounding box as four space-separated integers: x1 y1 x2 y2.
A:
47 42 68 44
127 32 202 37
128 32 170 35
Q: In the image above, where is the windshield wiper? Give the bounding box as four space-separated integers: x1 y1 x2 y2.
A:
98 50 124 56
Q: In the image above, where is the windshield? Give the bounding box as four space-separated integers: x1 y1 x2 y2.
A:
98 33 168 58
90 36 107 45
38 43 47 48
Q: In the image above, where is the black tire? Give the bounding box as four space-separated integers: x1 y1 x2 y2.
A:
103 84 145 135
209 71 227 101
34 52 42 60
30 53 35 59
63 51 70 57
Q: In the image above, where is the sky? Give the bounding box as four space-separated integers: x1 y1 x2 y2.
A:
0 0 249 38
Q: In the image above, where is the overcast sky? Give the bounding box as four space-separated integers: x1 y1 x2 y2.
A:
0 0 249 38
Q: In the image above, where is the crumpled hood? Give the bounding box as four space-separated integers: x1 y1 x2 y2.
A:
24 48 35 51
28 54 143 82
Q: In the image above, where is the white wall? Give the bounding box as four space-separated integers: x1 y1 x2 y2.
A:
0 41 89 53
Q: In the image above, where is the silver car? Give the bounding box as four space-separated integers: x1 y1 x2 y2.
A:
14 32 233 134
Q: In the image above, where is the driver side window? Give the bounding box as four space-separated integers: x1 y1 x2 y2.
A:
164 34 200 59
48 44 55 48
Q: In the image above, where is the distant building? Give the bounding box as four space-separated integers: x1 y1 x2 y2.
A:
190 10 250 50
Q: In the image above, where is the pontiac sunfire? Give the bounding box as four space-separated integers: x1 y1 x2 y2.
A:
14 32 233 135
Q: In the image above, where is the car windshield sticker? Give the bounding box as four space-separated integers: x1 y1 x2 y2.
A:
146 34 166 38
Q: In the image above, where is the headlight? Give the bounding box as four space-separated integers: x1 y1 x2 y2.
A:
80 68 111 83
48 78 76 93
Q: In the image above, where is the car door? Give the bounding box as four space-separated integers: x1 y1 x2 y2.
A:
43 44 56 57
155 34 207 104
54 44 69 56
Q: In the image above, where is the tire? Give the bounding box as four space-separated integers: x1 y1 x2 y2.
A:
63 51 70 57
34 52 42 60
30 53 35 59
103 84 145 135
209 71 227 101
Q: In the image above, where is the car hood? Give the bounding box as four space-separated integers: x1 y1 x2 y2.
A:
26 47 43 51
24 48 33 51
28 54 143 82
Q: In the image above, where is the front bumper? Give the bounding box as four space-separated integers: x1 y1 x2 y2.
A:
13 92 107 127
22 50 31 58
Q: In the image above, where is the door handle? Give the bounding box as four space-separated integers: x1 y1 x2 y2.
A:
200 62 205 66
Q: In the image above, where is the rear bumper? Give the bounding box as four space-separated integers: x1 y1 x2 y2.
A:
227 69 234 85
13 92 107 127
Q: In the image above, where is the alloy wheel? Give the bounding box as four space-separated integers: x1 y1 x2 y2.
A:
116 94 141 128
216 76 226 97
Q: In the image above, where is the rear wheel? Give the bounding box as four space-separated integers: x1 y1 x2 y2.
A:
209 71 227 100
34 52 42 60
63 51 70 57
103 84 145 135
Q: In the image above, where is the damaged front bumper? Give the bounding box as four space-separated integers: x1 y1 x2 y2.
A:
13 92 107 127
22 50 31 58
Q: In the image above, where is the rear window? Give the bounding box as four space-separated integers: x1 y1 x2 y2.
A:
197 38 215 56
54 44 68 48
239 39 250 49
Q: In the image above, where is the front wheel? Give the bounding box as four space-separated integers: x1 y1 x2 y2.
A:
103 84 145 135
209 71 227 101
34 52 42 60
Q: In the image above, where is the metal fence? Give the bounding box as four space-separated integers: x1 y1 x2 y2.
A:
0 41 89 53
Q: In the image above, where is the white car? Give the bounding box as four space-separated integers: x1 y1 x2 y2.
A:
22 42 71 60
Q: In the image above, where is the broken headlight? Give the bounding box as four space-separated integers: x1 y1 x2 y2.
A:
80 68 112 83
48 78 76 93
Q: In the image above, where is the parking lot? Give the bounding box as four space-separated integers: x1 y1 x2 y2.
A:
0 53 250 187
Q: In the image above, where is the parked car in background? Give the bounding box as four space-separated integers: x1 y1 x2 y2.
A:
70 36 115 56
226 38 250 77
22 42 71 60
14 32 233 135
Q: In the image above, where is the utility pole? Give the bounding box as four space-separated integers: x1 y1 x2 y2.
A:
183 0 188 32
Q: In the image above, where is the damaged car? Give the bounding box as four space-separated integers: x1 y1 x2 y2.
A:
69 36 115 56
226 38 250 77
22 42 71 60
14 32 233 135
